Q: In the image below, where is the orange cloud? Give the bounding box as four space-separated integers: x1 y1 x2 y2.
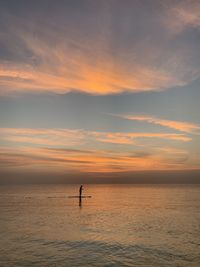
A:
92 132 191 143
0 4 199 96
0 55 183 96
0 148 187 172
0 128 191 151
116 114 200 134
0 128 85 146
0 128 195 172
0 145 193 173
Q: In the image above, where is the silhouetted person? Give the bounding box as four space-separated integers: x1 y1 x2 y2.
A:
79 185 83 198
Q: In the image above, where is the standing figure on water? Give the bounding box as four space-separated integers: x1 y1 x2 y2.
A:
79 185 83 198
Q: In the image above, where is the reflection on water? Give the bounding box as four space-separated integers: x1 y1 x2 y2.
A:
0 184 200 267
79 196 82 208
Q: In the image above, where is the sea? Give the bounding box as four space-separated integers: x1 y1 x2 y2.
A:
0 184 200 267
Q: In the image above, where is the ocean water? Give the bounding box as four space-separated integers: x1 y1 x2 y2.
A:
0 184 200 267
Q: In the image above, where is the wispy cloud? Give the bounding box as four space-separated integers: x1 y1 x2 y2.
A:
92 131 191 143
115 114 200 134
0 37 185 96
0 145 193 173
0 128 85 146
0 0 199 96
164 0 200 34
0 128 191 149
0 127 194 172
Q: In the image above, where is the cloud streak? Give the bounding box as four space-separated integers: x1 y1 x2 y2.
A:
115 114 200 134
0 144 193 173
0 128 85 146
93 132 191 143
0 128 191 148
0 127 194 172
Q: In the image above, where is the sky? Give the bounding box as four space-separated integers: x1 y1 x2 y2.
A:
0 0 200 183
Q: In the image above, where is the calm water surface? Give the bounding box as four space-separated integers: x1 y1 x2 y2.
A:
0 184 200 267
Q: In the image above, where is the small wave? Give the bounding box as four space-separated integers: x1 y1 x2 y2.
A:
17 238 199 267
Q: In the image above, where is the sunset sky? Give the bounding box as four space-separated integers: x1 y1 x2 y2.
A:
0 0 200 183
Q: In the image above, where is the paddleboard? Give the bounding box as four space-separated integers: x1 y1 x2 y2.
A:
68 196 92 198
